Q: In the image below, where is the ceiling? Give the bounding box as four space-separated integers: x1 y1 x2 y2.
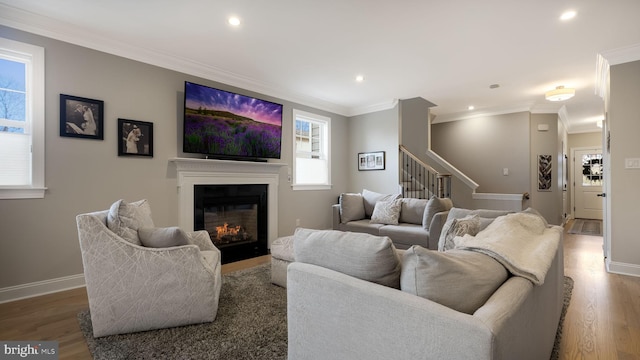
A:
1 0 639 133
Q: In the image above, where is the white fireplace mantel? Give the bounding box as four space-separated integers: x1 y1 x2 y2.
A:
169 157 287 247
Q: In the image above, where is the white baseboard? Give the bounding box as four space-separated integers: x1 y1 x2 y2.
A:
0 274 86 304
606 259 640 278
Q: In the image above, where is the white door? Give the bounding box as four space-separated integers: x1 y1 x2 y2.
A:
574 148 603 219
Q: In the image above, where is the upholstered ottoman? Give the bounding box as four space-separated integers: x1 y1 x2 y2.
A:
270 235 294 287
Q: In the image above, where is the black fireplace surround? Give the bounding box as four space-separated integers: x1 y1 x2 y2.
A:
194 184 268 264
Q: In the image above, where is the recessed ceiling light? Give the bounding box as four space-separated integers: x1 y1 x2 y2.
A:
468 105 475 110
355 75 364 82
228 16 241 26
560 10 576 21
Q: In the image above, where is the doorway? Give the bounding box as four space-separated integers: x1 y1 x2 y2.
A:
572 148 603 220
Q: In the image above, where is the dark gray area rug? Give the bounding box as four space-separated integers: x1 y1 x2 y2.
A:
568 219 603 236
78 264 573 360
78 263 287 360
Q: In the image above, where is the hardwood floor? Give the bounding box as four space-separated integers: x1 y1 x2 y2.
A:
1 229 639 359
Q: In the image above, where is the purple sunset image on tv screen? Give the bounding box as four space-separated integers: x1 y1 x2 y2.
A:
183 82 283 159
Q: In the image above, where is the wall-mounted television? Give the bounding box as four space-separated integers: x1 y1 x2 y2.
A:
183 81 283 161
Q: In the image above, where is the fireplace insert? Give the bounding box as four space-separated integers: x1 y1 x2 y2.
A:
194 184 268 264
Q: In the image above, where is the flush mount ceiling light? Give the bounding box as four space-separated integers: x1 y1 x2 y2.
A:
560 10 577 21
545 86 575 101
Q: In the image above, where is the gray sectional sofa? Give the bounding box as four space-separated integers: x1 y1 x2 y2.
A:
332 190 453 250
287 213 565 360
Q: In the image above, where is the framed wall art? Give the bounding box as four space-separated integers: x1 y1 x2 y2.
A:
59 94 104 140
358 151 385 171
537 154 552 191
118 118 153 157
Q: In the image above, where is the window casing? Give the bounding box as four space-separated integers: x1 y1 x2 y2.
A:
292 109 331 190
0 38 45 199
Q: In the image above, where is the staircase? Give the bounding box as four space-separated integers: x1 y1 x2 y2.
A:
399 145 450 199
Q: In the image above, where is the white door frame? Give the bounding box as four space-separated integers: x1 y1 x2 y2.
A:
570 146 603 220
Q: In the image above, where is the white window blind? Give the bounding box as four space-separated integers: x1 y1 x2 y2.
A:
0 37 45 199
292 109 331 190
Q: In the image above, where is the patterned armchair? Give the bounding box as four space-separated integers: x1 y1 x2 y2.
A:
76 200 221 337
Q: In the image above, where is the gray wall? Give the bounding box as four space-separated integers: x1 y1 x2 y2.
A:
399 97 434 163
348 106 400 194
431 112 530 194
0 26 349 289
609 60 640 270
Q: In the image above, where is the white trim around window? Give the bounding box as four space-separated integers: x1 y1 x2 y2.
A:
292 109 331 190
0 37 46 199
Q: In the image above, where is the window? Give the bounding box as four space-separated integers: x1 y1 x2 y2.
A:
292 109 331 190
0 38 45 199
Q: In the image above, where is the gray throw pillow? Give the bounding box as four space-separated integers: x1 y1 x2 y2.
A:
138 227 191 248
399 198 428 225
293 228 401 289
422 196 453 230
107 199 155 245
438 214 481 252
339 193 366 223
370 199 402 225
362 189 401 218
401 246 508 314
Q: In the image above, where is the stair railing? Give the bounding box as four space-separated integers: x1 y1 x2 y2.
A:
399 145 447 199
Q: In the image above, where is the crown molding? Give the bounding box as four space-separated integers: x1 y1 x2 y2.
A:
432 104 532 123
599 43 640 66
347 99 399 117
0 4 351 117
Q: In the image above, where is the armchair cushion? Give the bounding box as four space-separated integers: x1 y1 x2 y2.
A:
107 199 154 246
138 227 190 248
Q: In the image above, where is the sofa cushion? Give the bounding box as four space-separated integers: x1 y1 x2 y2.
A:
401 246 508 314
335 219 385 236
362 189 401 218
107 199 155 245
138 226 190 248
399 198 428 225
339 193 366 223
370 199 402 225
294 228 401 288
379 224 429 248
422 196 453 230
438 214 481 252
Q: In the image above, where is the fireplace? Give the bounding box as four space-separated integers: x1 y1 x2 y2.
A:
171 157 286 263
194 184 268 264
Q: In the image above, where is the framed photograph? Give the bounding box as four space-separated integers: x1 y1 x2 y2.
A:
118 119 153 157
59 94 104 139
358 151 385 171
537 154 552 191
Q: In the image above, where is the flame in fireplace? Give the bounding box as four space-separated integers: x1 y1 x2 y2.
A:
216 223 242 238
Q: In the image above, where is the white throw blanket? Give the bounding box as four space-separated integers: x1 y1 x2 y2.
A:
453 212 561 285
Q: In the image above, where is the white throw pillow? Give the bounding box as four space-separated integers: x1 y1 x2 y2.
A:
107 199 155 246
438 214 481 252
138 227 190 248
401 246 508 314
362 189 401 218
339 193 366 223
370 199 402 225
